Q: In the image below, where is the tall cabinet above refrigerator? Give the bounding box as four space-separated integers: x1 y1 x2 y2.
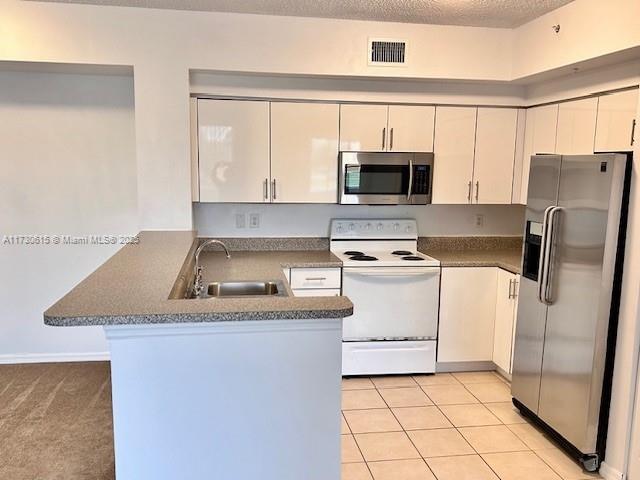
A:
511 153 631 472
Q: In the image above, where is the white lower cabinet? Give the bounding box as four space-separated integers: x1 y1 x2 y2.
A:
293 288 341 297
493 270 520 374
289 267 341 297
437 267 498 363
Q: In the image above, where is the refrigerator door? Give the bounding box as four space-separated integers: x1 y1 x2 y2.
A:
537 154 626 453
511 155 561 413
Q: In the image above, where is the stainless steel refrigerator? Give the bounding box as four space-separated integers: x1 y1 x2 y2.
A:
512 153 631 472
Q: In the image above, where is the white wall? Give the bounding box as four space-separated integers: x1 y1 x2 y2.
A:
525 59 640 105
2 1 639 232
0 70 138 362
523 64 640 480
190 72 526 106
601 88 640 480
194 204 526 238
513 0 640 80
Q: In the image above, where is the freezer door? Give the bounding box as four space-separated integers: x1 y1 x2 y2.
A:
511 155 561 413
537 154 626 453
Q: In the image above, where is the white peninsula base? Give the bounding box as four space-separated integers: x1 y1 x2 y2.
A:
105 318 342 480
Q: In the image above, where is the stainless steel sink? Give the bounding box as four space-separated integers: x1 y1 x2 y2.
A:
207 281 280 297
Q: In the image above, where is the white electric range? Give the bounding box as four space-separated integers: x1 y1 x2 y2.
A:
330 219 440 375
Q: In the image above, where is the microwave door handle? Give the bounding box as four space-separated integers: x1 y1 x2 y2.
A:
537 205 554 304
407 159 413 201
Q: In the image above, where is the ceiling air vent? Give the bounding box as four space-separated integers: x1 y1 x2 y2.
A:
368 38 407 66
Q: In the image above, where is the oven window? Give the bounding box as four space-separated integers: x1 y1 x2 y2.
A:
344 164 409 195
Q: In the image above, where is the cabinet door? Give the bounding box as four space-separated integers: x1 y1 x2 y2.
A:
511 109 527 204
198 99 270 202
270 102 339 203
595 89 639 152
432 106 477 204
387 105 435 152
438 267 498 363
510 277 520 374
473 108 518 204
339 104 389 152
493 269 517 373
293 288 341 297
520 104 559 203
555 97 598 154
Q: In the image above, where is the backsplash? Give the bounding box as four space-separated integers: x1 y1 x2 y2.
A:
418 236 523 251
193 203 526 238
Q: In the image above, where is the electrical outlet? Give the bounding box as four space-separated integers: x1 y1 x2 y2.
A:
235 213 246 229
475 214 484 228
249 213 260 229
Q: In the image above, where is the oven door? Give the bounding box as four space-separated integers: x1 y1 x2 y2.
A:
342 266 440 341
339 152 432 205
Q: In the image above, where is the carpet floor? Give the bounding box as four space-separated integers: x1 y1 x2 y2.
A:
0 362 114 480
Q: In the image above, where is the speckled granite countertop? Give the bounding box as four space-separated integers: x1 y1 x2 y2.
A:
418 236 523 275
44 231 352 327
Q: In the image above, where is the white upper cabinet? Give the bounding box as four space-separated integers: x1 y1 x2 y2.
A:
519 104 559 203
339 104 436 152
432 106 477 204
270 102 339 203
555 97 598 155
198 99 270 203
339 104 389 152
595 89 639 152
511 109 527 204
387 105 435 152
473 108 518 204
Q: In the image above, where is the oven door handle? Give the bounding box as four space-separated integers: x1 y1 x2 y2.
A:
407 158 414 202
344 267 440 277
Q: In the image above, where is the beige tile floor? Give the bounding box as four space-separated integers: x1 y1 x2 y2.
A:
341 371 601 480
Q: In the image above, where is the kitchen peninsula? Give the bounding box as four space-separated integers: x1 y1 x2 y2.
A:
44 231 353 480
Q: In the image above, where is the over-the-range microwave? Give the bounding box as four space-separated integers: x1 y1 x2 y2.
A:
339 152 434 205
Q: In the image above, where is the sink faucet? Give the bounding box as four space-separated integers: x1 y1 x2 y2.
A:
192 239 231 297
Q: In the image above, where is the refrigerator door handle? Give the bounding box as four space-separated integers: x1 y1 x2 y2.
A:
543 206 563 305
537 205 555 304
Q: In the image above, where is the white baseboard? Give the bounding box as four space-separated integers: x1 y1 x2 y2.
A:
600 462 624 480
0 352 110 365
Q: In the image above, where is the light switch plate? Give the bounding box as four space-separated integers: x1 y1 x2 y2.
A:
475 214 484 228
249 213 260 229
235 213 246 229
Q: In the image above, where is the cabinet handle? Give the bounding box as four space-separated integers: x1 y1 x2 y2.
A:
390 128 394 150
513 280 519 299
305 277 327 281
631 119 636 146
263 178 269 200
508 279 514 299
475 181 479 203
467 181 472 203
382 127 386 150
272 178 277 200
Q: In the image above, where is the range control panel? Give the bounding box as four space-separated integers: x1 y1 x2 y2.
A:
330 219 418 240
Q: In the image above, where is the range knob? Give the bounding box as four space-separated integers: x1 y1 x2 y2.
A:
365 223 372 230
376 223 384 230
393 222 400 231
348 223 356 231
405 226 412 233
336 224 344 232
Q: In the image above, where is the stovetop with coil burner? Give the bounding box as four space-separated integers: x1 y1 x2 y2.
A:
331 220 440 267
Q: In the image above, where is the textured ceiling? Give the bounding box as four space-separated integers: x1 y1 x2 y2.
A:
33 0 575 28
